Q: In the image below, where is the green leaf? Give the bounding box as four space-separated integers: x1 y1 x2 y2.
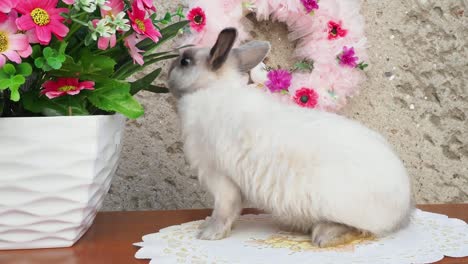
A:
84 33 93 46
0 92 4 116
47 57 63 69
35 57 45 68
130 68 161 95
118 54 177 79
50 50 117 80
16 63 33 76
5 75 26 102
292 60 314 73
138 20 189 53
144 85 169 93
79 49 116 79
3 64 16 75
160 12 172 24
0 74 25 101
0 70 7 79
87 79 144 119
11 75 25 86
22 91 89 116
43 47 55 58
357 62 369 71
176 6 185 18
49 55 81 77
31 45 42 59
58 41 67 54
0 79 11 90
9 87 20 102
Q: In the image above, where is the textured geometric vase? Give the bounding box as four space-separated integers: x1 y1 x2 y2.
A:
0 114 126 250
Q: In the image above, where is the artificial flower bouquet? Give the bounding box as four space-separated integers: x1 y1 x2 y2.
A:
0 0 188 119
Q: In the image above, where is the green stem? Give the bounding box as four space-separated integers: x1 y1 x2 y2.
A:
69 17 88 27
68 97 73 116
116 31 132 44
64 23 82 42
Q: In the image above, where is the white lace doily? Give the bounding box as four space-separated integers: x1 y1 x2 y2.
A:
134 209 468 264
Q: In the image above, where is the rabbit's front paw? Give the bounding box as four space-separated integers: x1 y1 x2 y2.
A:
197 216 231 240
311 222 363 248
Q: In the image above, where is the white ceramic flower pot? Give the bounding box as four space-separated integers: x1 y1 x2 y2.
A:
0 114 126 250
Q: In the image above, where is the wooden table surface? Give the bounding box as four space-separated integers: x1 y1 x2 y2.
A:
0 204 466 264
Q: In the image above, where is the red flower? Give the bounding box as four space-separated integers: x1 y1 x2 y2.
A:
15 0 69 45
41 78 95 99
294 87 319 108
328 21 347 40
128 1 161 43
187 7 206 32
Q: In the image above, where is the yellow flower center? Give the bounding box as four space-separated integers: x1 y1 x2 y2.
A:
0 32 8 53
135 19 145 32
31 8 50 26
59 85 77 92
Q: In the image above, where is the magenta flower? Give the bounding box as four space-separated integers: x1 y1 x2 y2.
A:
15 0 69 45
0 12 32 67
128 1 162 43
0 13 7 23
62 0 75 4
265 69 292 93
338 46 359 68
41 78 95 99
301 0 319 13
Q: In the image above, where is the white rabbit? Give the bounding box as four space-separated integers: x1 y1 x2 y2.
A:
168 28 413 247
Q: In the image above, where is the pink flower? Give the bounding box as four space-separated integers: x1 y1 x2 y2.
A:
338 46 359 68
15 0 69 45
294 87 319 108
124 33 146 65
62 0 75 4
0 12 32 67
301 0 319 13
128 1 161 43
0 0 15 13
134 0 156 12
98 34 117 50
101 0 124 17
92 19 117 50
328 21 347 40
41 78 95 99
187 7 206 32
265 69 292 93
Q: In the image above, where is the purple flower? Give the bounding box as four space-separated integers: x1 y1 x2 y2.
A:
265 69 292 93
338 46 359 68
301 0 319 13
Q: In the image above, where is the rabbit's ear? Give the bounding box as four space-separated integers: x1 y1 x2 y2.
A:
209 28 238 71
233 41 271 72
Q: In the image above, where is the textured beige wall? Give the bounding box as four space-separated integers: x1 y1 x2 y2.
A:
102 0 467 211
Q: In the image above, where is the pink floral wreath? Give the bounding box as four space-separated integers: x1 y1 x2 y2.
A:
182 0 368 112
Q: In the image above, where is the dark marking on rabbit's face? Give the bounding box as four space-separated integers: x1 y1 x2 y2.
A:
167 28 270 99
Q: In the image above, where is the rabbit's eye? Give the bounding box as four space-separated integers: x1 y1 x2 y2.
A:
181 58 191 66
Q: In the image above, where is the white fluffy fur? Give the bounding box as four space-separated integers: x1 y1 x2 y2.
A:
177 67 412 237
169 32 413 243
